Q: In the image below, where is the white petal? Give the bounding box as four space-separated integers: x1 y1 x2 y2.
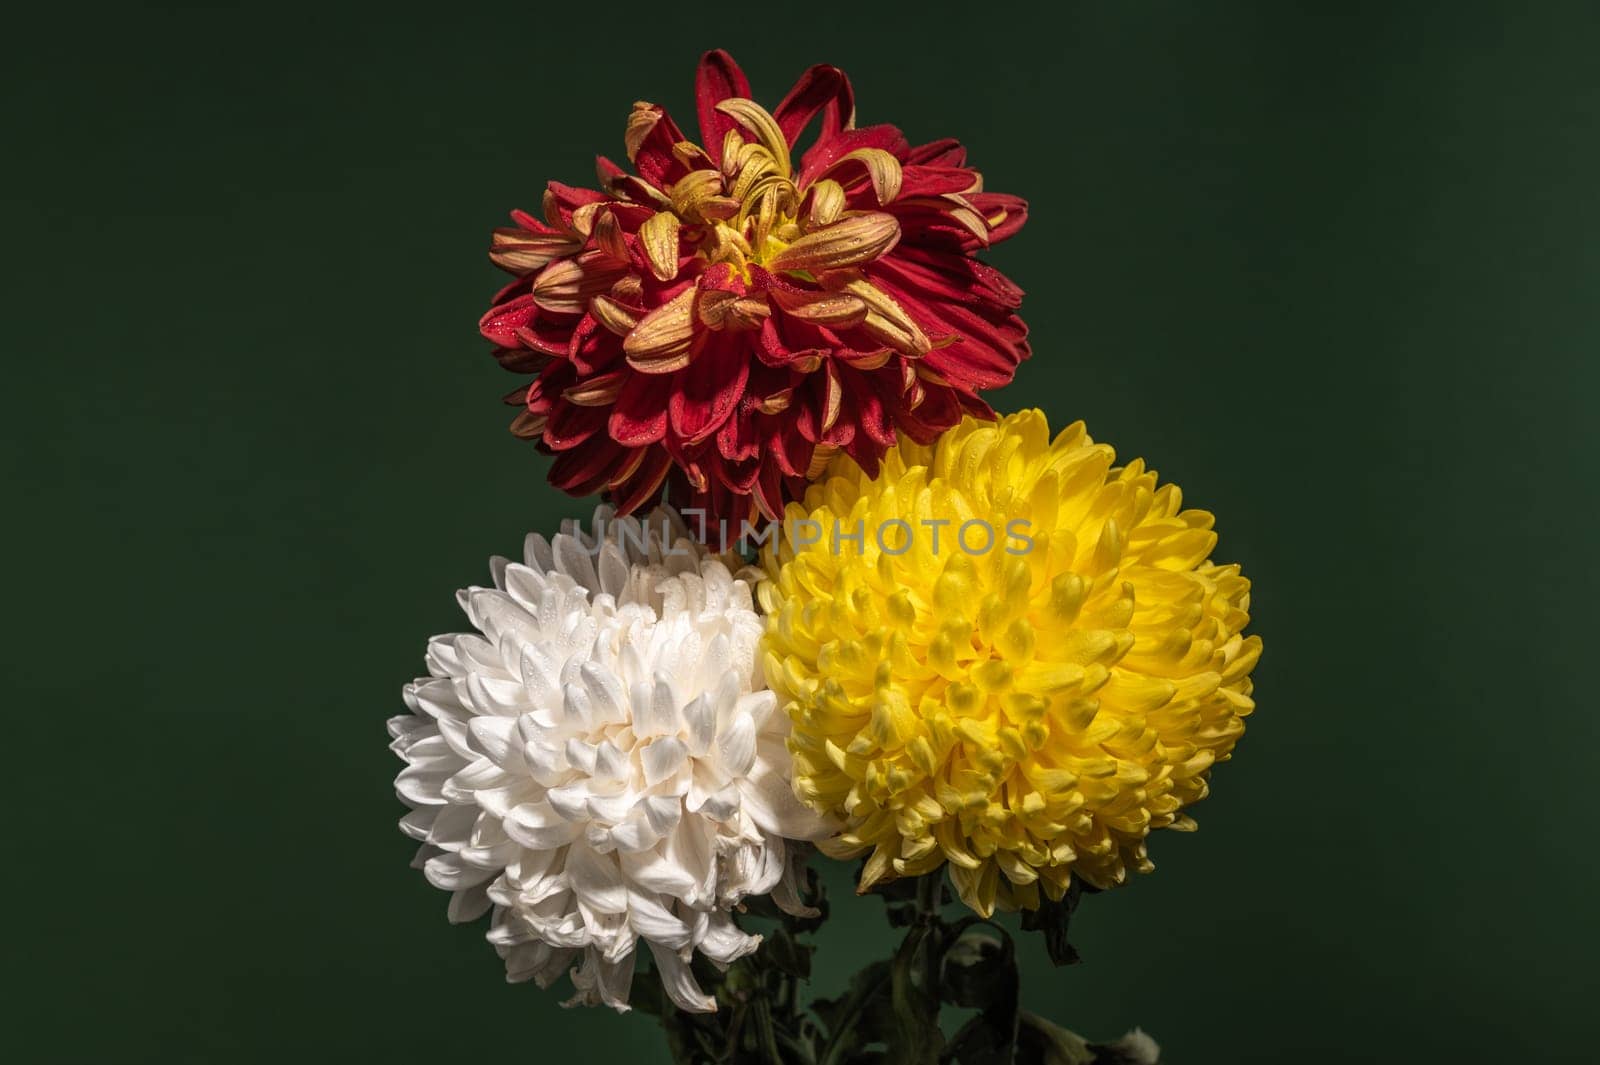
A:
586 790 638 825
682 693 715 756
553 533 600 593
664 817 716 906
505 803 578 849
626 888 691 949
447 884 492 924
619 844 696 897
739 689 779 734
643 794 682 836
520 740 570 788
565 844 628 914
564 738 597 774
718 712 756 778
467 673 530 717
424 853 498 892
641 737 688 786
546 783 591 822
469 716 520 768
635 675 681 738
598 542 630 598
771 845 821 918
592 740 627 783
609 814 664 853
566 949 636 1011
698 911 761 966
398 808 436 840
395 764 450 806
696 784 740 824
738 756 830 841
647 941 715 1013
580 662 628 725
442 758 510 802
425 803 478 847
523 532 554 573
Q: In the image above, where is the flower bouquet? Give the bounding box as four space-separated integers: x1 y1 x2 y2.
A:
391 50 1260 1065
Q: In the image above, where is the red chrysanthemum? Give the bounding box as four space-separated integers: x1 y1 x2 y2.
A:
480 50 1030 527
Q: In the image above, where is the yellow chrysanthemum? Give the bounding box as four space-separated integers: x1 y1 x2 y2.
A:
757 410 1261 916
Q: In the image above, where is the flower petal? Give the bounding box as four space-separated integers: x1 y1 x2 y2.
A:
767 213 900 274
695 50 752 166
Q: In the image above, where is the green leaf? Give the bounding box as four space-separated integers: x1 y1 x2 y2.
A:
939 926 1019 1065
814 959 895 1065
939 928 1013 1011
884 924 946 1065
1019 879 1086 967
761 924 814 980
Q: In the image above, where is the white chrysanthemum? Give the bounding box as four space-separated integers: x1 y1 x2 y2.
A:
389 506 827 1013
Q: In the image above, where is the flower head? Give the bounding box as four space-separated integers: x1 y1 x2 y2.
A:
390 506 826 1012
482 51 1029 527
758 411 1261 916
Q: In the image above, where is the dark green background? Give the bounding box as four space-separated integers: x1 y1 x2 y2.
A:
7 2 1596 1061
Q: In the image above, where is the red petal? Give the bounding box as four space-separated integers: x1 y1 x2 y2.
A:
668 336 749 444
608 447 673 515
751 462 787 522
492 346 548 374
631 105 691 189
610 372 668 446
867 270 1025 390
509 208 565 236
695 50 752 166
845 366 897 449
542 398 607 451
774 64 856 150
479 294 538 346
898 165 981 198
698 261 748 297
894 381 963 442
717 454 763 494
968 192 1029 246
568 314 625 376
764 417 814 479
873 247 1024 310
904 138 968 168
715 401 760 464
756 316 827 369
524 363 573 416
514 317 576 358
549 440 632 495
796 125 910 191
544 182 610 230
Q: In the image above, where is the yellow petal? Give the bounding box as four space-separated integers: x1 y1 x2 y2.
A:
623 101 660 162
837 277 931 356
804 179 847 228
488 227 582 275
638 211 681 282
767 213 901 274
588 294 639 336
769 286 869 327
713 98 791 177
623 287 698 372
815 148 903 205
531 252 626 313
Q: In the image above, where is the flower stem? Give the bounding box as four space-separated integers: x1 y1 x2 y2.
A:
916 872 942 922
